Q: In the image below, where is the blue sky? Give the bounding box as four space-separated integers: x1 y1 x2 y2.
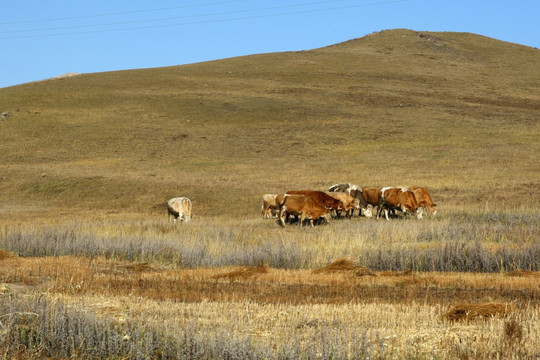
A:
1 0 539 88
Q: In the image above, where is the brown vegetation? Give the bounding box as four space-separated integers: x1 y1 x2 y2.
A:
443 303 512 321
506 269 540 278
312 258 376 276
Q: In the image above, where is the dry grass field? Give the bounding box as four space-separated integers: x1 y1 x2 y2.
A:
0 29 539 358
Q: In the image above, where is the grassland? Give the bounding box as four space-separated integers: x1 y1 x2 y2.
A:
0 29 539 358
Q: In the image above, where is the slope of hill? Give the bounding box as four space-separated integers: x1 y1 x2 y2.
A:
1 29 539 219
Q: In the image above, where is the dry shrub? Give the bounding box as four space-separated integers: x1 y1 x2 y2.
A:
379 270 413 277
212 266 269 280
313 258 376 276
0 250 17 260
443 303 512 321
504 318 524 346
121 262 152 272
505 269 540 278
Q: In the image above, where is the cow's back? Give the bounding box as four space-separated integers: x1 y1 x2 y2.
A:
409 186 432 205
400 190 418 209
409 186 436 214
168 197 192 219
362 187 381 206
287 190 341 209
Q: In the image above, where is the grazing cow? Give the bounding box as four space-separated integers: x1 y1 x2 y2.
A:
377 187 423 220
278 194 330 227
261 194 279 219
326 192 359 219
408 186 437 215
167 197 192 223
327 191 373 218
348 189 373 218
328 184 372 217
286 190 345 213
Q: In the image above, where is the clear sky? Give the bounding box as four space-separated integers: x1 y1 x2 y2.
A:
1 0 539 88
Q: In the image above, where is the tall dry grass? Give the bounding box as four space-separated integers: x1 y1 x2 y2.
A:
1 209 537 272
1 292 538 359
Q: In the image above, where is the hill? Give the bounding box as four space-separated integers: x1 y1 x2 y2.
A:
0 29 539 220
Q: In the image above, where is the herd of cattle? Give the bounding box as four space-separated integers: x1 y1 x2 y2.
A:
262 184 437 227
167 184 437 227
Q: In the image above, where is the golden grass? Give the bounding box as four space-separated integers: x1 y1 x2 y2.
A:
1 256 538 305
1 255 538 357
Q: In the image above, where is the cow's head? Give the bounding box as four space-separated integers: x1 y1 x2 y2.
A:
361 204 373 218
352 199 360 210
321 212 332 223
429 204 437 216
415 207 424 219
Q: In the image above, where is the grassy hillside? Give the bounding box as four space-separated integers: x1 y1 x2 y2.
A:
1 29 539 220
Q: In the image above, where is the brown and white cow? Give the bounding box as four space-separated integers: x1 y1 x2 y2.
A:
328 184 372 217
408 186 437 216
261 194 279 219
167 197 192 223
348 189 373 218
278 194 331 227
286 190 345 213
326 192 359 219
327 191 373 218
377 187 423 220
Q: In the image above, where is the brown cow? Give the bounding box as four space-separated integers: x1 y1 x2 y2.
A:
329 183 371 217
362 187 381 207
408 186 437 215
348 189 373 218
261 194 279 219
286 190 344 212
278 194 330 227
377 187 423 220
326 192 359 219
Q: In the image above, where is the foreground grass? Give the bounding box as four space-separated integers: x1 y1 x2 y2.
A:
1 257 539 359
0 208 538 358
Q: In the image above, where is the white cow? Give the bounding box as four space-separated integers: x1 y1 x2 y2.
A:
167 197 192 223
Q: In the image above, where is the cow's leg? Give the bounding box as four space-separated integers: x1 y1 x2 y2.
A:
377 204 384 219
278 207 287 227
384 208 391 221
